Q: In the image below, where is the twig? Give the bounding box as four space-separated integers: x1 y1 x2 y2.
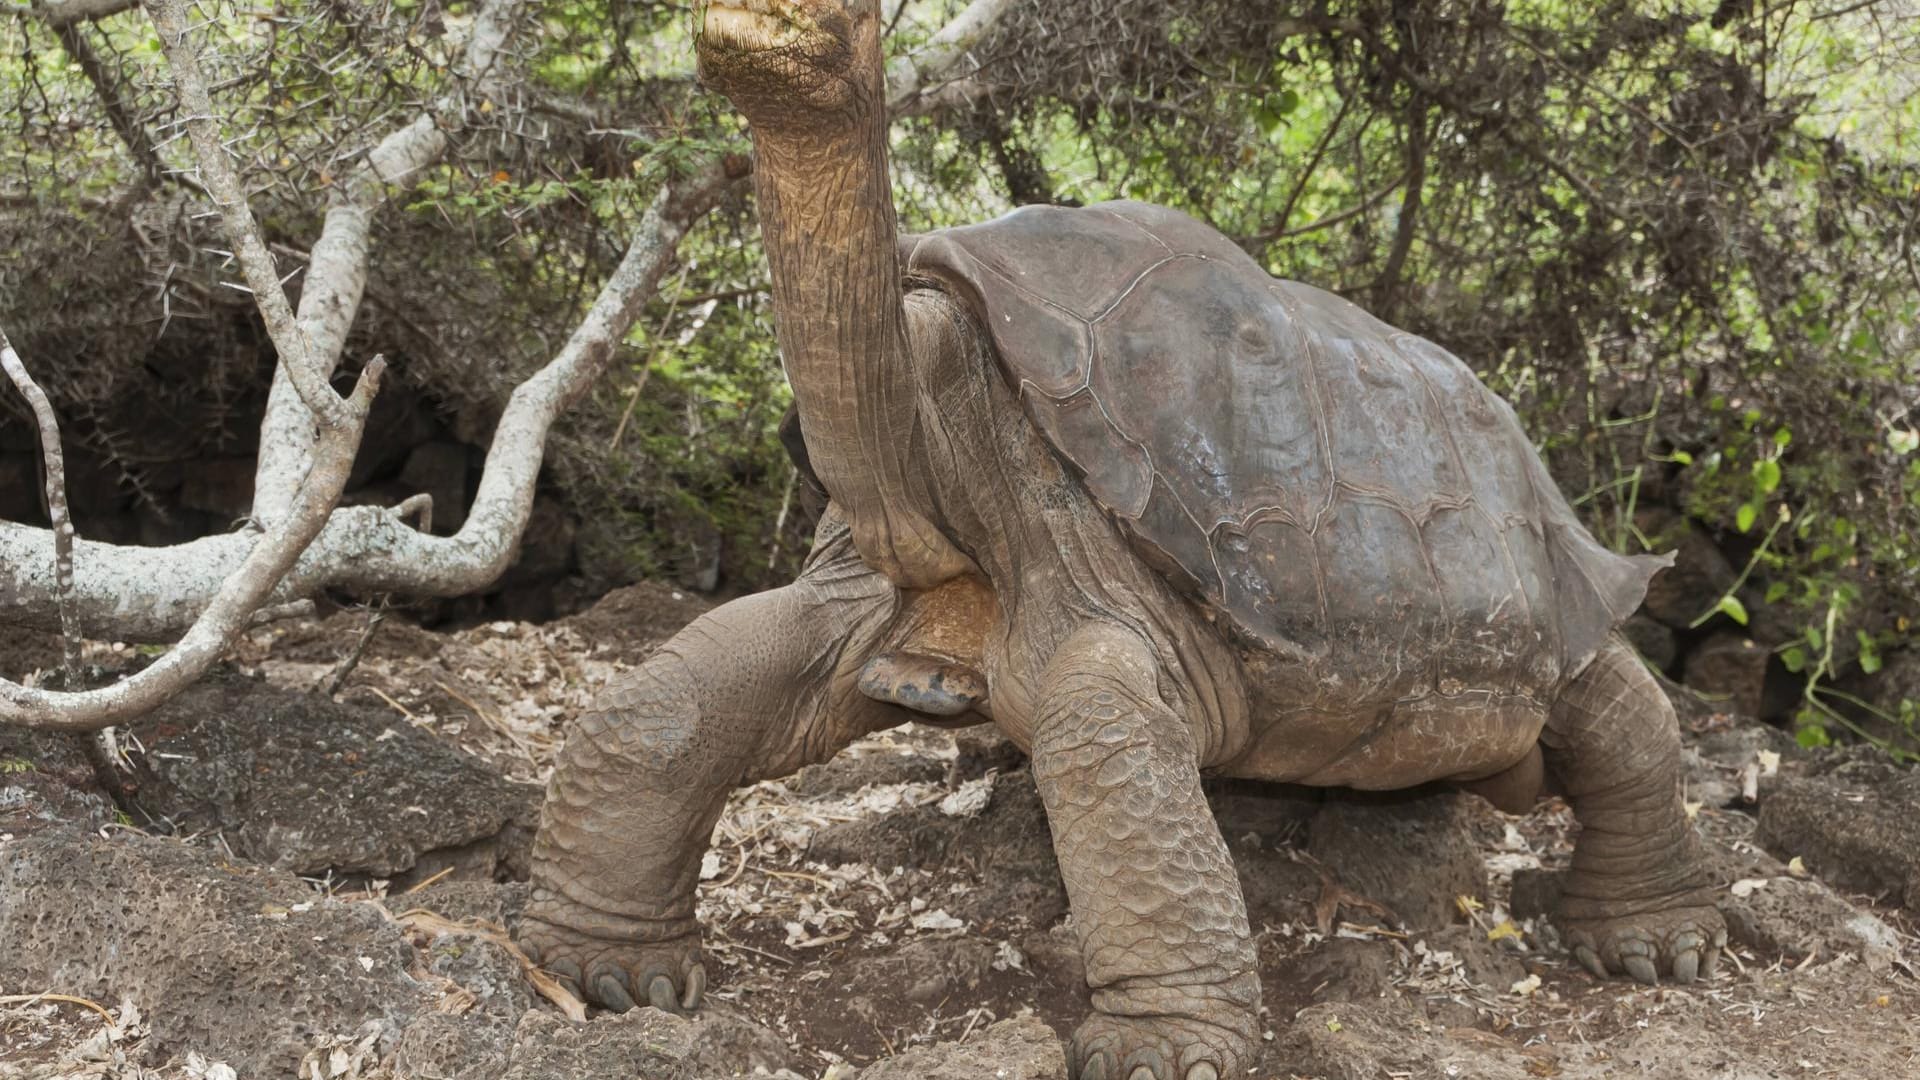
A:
0 326 81 681
249 599 316 626
30 0 138 27
607 365 653 450
0 992 117 1025
403 865 456 894
364 684 418 721
766 466 797 571
325 604 387 698
392 493 433 534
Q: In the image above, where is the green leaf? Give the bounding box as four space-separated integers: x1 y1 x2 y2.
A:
1796 724 1832 749
1782 646 1807 673
1669 450 1694 466
1765 581 1789 603
1862 652 1883 675
1718 595 1749 626
1754 459 1781 494
1736 502 1758 533
1772 426 1792 448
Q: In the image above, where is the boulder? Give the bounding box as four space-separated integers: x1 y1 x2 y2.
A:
1620 614 1679 672
0 828 427 1076
0 727 115 840
1757 752 1920 910
1682 632 1769 719
178 457 255 520
399 441 472 533
125 671 540 883
501 1009 696 1080
1637 516 1735 629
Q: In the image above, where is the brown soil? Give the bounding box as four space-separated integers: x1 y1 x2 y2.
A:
3 585 1917 1078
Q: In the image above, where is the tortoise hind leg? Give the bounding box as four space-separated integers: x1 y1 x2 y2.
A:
1542 636 1726 985
1032 622 1258 1080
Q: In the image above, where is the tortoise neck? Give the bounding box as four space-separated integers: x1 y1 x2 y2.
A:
752 112 947 583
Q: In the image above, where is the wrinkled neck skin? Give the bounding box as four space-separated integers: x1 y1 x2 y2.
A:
750 110 971 590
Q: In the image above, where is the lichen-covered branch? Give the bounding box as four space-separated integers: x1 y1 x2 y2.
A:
250 0 525 522
0 361 385 729
0 164 735 645
884 0 1015 111
142 0 344 430
0 326 80 679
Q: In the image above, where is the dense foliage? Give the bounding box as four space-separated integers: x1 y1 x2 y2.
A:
2 0 1916 744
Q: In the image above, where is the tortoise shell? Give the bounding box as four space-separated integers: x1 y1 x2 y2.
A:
901 200 1667 692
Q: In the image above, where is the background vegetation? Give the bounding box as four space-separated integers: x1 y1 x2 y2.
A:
1 0 1916 746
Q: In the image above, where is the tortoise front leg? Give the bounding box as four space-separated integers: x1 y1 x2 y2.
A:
1031 623 1259 1080
518 574 894 1012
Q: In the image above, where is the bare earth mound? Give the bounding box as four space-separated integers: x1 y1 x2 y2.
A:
3 584 1916 1078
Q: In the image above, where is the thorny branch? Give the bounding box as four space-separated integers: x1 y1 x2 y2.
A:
885 0 1015 111
250 0 525 522
142 0 345 429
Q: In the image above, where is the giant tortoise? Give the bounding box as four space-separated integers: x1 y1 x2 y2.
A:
517 3 1724 1077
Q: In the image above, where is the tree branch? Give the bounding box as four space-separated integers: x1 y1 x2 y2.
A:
249 0 524 523
29 0 136 27
49 17 165 181
144 0 346 430
0 163 737 643
0 326 80 680
884 0 1017 111
0 360 384 729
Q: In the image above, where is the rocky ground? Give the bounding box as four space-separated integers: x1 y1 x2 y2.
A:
3 583 1918 1079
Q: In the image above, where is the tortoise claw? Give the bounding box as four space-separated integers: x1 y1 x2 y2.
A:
1186 1066 1219 1080
1671 948 1699 984
1573 945 1606 979
682 962 707 1010
647 973 679 1012
1669 930 1706 984
594 971 637 1011
1623 954 1659 986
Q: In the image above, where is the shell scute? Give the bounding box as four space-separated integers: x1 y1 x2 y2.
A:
904 200 1668 692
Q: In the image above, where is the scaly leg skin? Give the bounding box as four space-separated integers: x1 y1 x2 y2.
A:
1542 636 1727 986
1032 623 1259 1080
518 552 896 1013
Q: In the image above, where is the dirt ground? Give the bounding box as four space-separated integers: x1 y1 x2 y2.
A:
3 583 1918 1079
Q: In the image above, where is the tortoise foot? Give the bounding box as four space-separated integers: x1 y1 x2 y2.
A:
518 904 707 1014
1069 1012 1246 1080
1562 902 1726 986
